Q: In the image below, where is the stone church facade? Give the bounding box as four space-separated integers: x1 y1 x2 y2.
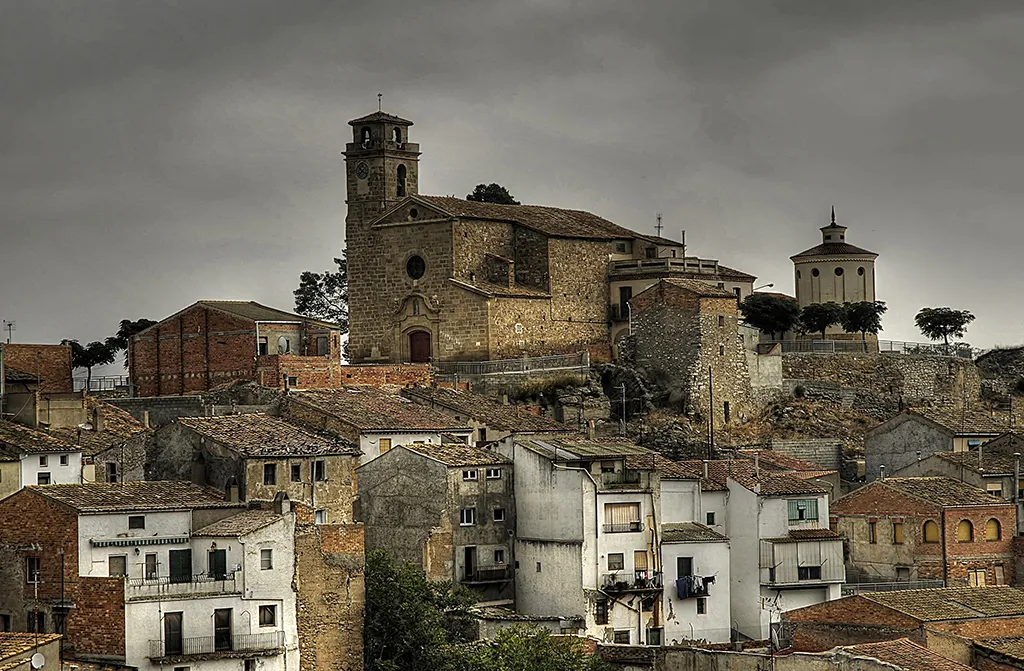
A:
343 110 755 364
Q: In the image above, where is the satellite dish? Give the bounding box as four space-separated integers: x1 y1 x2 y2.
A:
30 653 45 669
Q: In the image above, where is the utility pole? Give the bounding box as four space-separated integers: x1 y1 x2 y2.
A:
708 366 715 460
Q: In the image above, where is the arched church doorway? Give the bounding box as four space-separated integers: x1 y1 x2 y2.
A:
408 330 431 363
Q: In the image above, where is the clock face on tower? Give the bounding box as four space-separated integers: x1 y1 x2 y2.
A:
355 162 369 180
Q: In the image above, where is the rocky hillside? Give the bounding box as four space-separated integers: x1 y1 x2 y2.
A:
725 400 880 456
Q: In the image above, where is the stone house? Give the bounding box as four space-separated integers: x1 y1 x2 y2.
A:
628 278 754 426
129 301 343 397
278 387 473 464
782 586 1024 653
356 443 515 603
831 477 1015 586
0 343 73 394
864 408 1008 482
400 385 571 445
341 109 755 364
50 397 151 485
738 449 842 501
0 421 82 497
152 413 361 525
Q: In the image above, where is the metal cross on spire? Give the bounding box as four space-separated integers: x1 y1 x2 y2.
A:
377 93 382 112
831 205 836 225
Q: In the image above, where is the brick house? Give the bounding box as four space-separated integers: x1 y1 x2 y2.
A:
151 413 361 525
356 443 515 603
0 344 73 394
782 585 1024 652
278 387 473 464
129 301 342 397
341 109 755 364
627 278 754 426
831 476 1016 586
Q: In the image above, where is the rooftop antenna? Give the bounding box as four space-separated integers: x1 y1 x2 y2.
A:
655 213 663 238
3 320 14 344
377 92 382 112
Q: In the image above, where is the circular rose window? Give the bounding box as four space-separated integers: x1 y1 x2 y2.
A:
406 255 426 280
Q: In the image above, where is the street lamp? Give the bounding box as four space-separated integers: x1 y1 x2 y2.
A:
754 283 775 291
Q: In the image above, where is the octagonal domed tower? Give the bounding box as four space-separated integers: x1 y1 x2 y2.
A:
791 208 878 312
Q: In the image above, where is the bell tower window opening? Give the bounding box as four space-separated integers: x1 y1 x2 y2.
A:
397 164 407 197
393 127 402 143
361 127 371 145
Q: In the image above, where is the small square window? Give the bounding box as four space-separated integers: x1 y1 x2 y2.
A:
536 561 542 572
244 661 255 671
697 598 707 615
128 515 145 530
314 509 327 524
313 460 326 482
39 456 48 467
494 549 506 564
486 468 502 479
260 549 273 570
59 455 69 466
615 242 627 254
718 315 725 327
291 464 301 483
258 605 276 627
613 630 631 644
288 376 298 387
264 463 277 486
460 508 476 526
108 555 127 577
493 508 506 522
607 553 624 571
462 469 478 481
37 473 51 485
706 511 716 526
719 345 725 356
595 599 609 625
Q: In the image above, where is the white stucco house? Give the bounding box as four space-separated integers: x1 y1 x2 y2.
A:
0 420 82 499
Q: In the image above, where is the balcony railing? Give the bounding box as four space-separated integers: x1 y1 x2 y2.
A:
675 577 711 599
149 631 284 659
126 571 239 599
600 470 643 488
462 565 512 583
602 571 663 592
609 258 722 277
603 521 644 534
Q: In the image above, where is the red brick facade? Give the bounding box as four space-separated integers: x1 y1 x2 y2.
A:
1 344 73 393
0 490 125 659
130 303 341 396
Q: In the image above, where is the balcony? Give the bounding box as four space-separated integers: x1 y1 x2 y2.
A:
149 631 285 661
126 571 240 600
599 470 645 489
674 576 711 599
603 521 644 534
602 571 663 592
462 565 512 584
609 258 723 279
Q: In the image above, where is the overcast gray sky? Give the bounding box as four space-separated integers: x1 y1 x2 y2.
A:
2 0 1023 363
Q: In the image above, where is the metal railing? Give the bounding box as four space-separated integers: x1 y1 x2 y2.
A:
767 339 978 358
127 571 238 587
600 470 643 487
434 351 590 376
73 375 131 392
602 521 644 534
602 571 663 591
609 258 722 276
149 630 284 659
842 579 944 595
462 565 512 583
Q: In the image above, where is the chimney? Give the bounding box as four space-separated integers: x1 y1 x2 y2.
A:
94 407 105 433
142 410 150 429
273 492 291 515
501 394 509 405
702 460 709 479
587 419 596 441
879 465 885 481
754 452 760 478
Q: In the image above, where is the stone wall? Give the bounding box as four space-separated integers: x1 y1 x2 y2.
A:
784 380 900 421
339 363 432 387
783 353 981 405
107 395 205 427
771 439 844 471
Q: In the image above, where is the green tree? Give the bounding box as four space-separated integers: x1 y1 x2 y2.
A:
800 302 846 340
466 183 520 205
915 307 976 352
294 252 349 333
364 550 475 671
841 301 888 341
62 339 116 389
739 293 801 339
463 626 609 671
105 318 157 368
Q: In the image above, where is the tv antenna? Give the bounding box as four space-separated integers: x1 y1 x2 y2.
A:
655 213 663 237
2 320 13 344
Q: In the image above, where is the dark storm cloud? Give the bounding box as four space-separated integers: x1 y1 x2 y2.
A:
1 0 1023 359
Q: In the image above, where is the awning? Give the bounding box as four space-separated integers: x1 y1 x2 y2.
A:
91 536 188 548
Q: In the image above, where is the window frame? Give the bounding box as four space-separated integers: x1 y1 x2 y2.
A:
59 454 69 466
494 549 506 564
39 455 48 467
892 521 904 544
462 469 478 481
706 511 716 526
258 605 277 627
613 630 631 645
923 520 940 543
290 463 302 483
128 515 146 530
263 462 277 486
493 508 506 523
37 472 51 485
459 507 477 526
486 468 502 479
607 553 625 572
797 565 822 581
108 555 128 578
26 557 41 584
312 460 326 482
260 549 273 570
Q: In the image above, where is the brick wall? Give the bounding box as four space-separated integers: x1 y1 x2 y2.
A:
258 354 340 390
0 490 125 659
1 344 73 393
339 364 432 387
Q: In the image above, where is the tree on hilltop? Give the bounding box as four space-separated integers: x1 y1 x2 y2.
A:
841 301 887 341
800 302 846 340
915 307 976 352
739 293 801 340
466 183 520 205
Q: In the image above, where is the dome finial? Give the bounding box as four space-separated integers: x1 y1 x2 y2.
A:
831 205 836 225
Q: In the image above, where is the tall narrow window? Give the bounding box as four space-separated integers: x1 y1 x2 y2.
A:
361 127 371 144
264 463 277 486
957 520 974 542
397 164 407 197
923 520 940 543
393 127 401 143
892 521 904 544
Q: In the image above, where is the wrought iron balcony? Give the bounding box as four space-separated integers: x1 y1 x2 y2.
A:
126 571 240 599
602 521 644 533
149 631 284 660
675 577 711 599
602 570 663 592
462 565 512 583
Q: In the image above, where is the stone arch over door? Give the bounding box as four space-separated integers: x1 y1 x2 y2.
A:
393 294 441 363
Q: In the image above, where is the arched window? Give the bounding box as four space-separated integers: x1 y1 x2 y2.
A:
393 127 401 143
957 519 973 542
361 127 371 144
397 164 407 197
923 520 939 543
986 518 1002 541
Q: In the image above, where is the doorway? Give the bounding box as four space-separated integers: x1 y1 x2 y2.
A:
464 546 477 581
208 549 227 580
409 331 431 363
164 612 183 656
214 609 232 651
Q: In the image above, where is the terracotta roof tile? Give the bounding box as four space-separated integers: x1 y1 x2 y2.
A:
791 241 877 259
448 277 550 299
0 420 79 455
348 111 414 126
401 387 568 433
766 528 841 543
976 637 1024 661
662 522 728 543
629 456 825 494
624 454 726 491
739 449 835 474
909 407 1009 435
51 398 150 457
192 510 284 537
933 451 1018 476
2 367 36 383
399 443 510 468
660 278 737 298
289 387 472 432
0 633 63 663
861 586 1024 621
840 638 973 671
30 481 235 513
517 436 652 461
880 477 1004 506
176 414 359 457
